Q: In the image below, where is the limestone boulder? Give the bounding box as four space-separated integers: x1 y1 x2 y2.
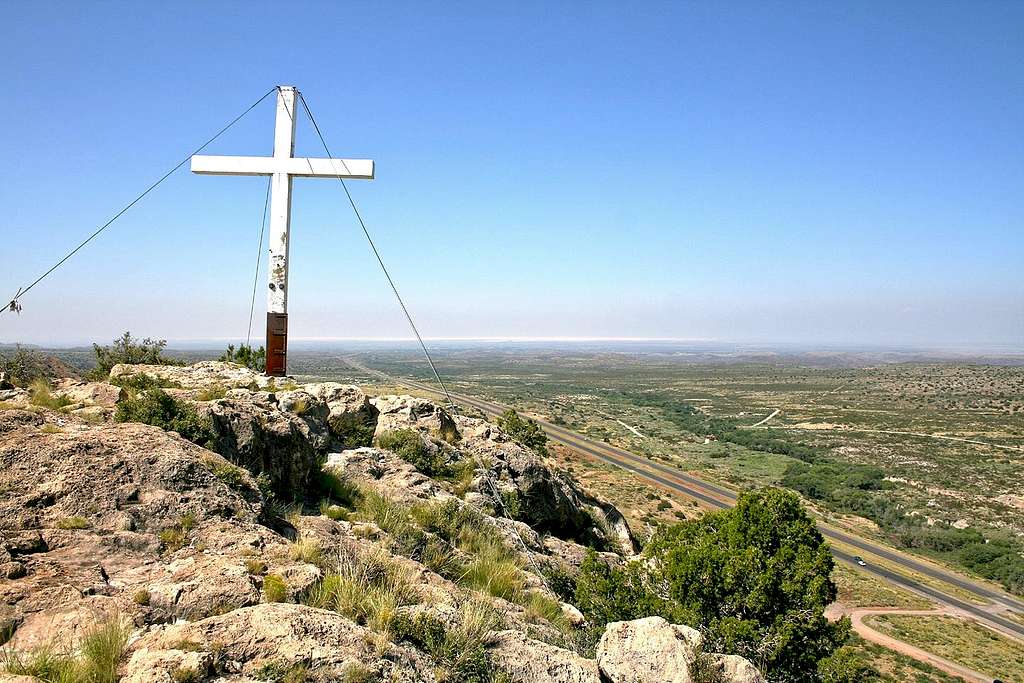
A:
460 418 635 554
123 603 433 683
307 382 379 447
324 447 451 504
372 394 459 441
489 630 600 683
596 617 763 683
52 378 124 407
108 361 268 390
200 392 329 496
0 419 267 645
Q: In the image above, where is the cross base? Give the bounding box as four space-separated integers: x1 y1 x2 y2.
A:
266 312 288 376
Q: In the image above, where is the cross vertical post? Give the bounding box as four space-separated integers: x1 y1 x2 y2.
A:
266 86 298 376
190 85 375 376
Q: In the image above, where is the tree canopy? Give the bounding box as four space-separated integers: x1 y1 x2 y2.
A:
575 488 851 681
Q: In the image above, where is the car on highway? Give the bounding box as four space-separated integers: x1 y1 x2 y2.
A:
853 556 867 566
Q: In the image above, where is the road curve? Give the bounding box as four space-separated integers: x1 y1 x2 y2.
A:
846 609 992 683
342 358 1024 641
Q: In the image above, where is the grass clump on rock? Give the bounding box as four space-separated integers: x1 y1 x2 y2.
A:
304 546 420 643
263 574 289 603
2 614 130 683
55 515 90 530
159 513 197 553
28 379 72 411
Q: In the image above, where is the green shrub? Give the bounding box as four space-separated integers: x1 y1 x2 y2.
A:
133 589 151 606
0 345 48 386
90 331 180 380
263 574 289 603
816 645 880 682
494 410 548 455
219 344 266 373
115 388 214 447
376 429 453 478
498 490 522 520
328 412 376 448
574 488 848 681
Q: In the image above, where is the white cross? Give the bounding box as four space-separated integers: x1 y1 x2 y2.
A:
191 85 374 375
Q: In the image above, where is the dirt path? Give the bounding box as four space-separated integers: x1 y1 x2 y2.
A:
615 419 645 438
748 408 780 428
843 608 994 682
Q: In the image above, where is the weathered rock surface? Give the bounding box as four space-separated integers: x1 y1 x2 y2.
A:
109 361 269 390
201 391 329 496
52 378 124 407
324 447 452 504
124 603 433 682
0 417 311 648
597 617 763 683
489 630 600 683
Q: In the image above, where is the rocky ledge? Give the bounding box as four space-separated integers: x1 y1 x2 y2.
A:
0 361 762 683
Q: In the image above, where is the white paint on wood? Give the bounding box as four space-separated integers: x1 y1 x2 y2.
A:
191 85 374 316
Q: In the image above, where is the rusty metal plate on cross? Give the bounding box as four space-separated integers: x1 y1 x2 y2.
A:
266 312 288 376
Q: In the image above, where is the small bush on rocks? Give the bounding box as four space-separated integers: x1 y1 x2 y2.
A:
115 388 214 448
494 410 548 456
377 429 453 478
219 344 266 373
90 331 181 380
56 515 90 530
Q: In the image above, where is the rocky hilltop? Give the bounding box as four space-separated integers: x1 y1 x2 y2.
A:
0 362 763 682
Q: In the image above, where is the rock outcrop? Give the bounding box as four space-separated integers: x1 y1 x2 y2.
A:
0 362 761 683
597 617 764 683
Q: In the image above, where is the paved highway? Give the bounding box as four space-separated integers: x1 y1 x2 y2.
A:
344 358 1024 641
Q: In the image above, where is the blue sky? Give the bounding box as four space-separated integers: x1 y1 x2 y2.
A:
1 1 1021 346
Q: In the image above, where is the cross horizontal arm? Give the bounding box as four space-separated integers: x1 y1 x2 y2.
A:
191 155 374 179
